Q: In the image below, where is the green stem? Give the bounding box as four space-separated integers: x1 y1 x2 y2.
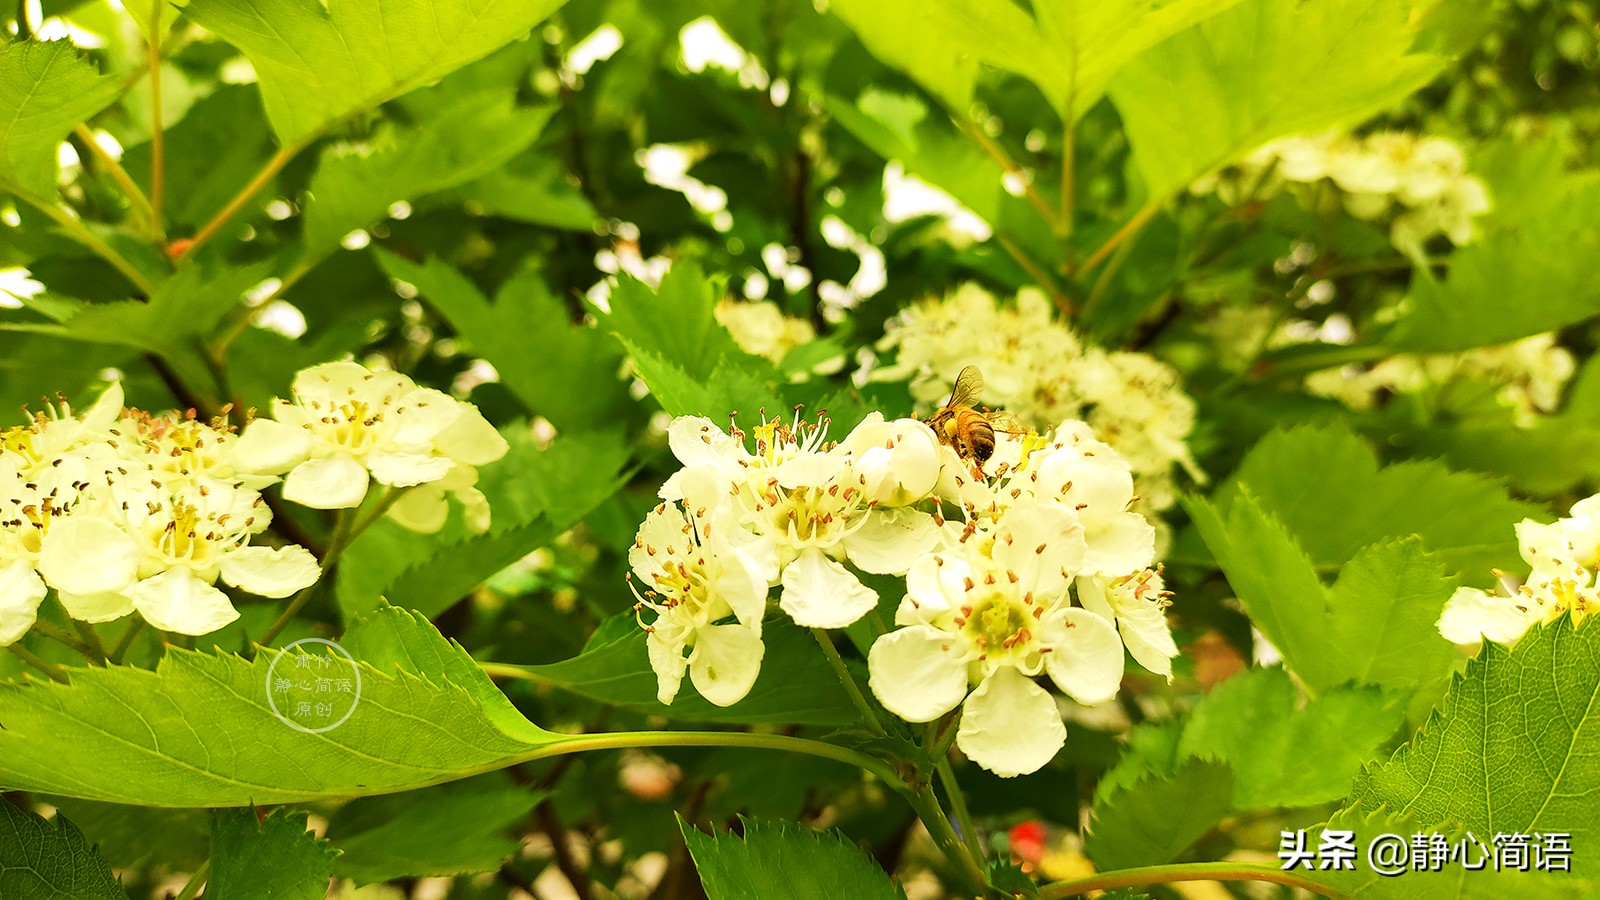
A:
1080 201 1161 274
7 645 70 684
1079 231 1139 321
51 596 106 663
110 618 146 665
172 860 209 900
1038 861 1345 899
1059 118 1075 256
8 188 158 295
935 756 984 864
72 124 162 241
28 620 94 659
176 144 301 260
811 628 887 737
908 783 990 896
146 0 166 233
962 118 1059 231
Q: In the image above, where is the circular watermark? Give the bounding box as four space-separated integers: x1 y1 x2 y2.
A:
265 638 363 734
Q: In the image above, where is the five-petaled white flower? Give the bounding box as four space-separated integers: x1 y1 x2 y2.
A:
867 500 1125 777
234 361 508 519
630 469 776 706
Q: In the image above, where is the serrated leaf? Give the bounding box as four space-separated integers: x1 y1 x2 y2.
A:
0 799 127 900
182 0 570 146
1109 0 1444 199
120 86 276 229
372 251 628 431
453 155 599 230
57 262 271 351
208 809 335 900
830 0 1239 121
1349 614 1600 878
600 263 746 380
302 97 554 258
500 615 857 726
1085 760 1233 870
1218 423 1543 581
1187 494 1459 695
326 776 542 883
0 607 573 806
0 41 122 198
680 816 907 900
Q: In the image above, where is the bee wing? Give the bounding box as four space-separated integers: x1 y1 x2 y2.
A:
946 366 984 409
986 410 1035 435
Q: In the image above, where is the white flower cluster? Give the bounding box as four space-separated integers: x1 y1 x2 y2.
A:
873 284 1203 515
714 299 846 378
1192 131 1491 252
1439 495 1599 644
1304 333 1575 427
0 361 509 647
234 362 509 533
629 410 1179 777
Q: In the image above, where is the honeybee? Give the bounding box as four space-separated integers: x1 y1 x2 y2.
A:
924 366 1033 466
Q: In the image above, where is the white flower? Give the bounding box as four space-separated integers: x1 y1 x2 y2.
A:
1077 569 1178 678
838 413 942 506
867 501 1125 777
109 409 275 490
234 361 509 511
1437 496 1600 644
39 480 320 635
630 469 776 706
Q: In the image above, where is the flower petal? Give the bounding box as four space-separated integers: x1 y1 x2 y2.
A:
991 501 1085 597
688 623 764 706
393 387 465 446
231 418 315 475
219 545 321 598
1081 512 1156 576
779 547 878 628
956 667 1065 777
1042 607 1125 704
368 451 456 488
1438 586 1537 645
667 416 743 471
282 455 370 508
58 590 136 624
0 560 47 645
902 554 968 625
433 403 508 465
647 625 689 705
128 569 240 635
843 507 941 575
38 516 140 597
386 484 451 533
867 625 969 722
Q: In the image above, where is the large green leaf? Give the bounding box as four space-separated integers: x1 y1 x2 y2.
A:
1217 423 1543 582
599 263 746 381
1187 493 1459 696
51 262 272 352
0 607 573 806
182 0 571 146
372 251 629 431
0 800 127 900
498 616 858 727
207 809 336 900
829 0 1240 121
1350 614 1600 878
301 97 555 259
0 40 122 198
680 816 907 900
1109 0 1444 199
1085 760 1233 870
326 776 542 882
1099 668 1406 810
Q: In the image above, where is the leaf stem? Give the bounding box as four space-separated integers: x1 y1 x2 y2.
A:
811 628 887 737
71 124 161 241
176 145 300 260
997 234 1072 317
147 0 166 231
907 783 991 896
1059 118 1075 259
1080 231 1139 321
172 860 210 900
1080 201 1161 274
110 619 146 665
1037 861 1345 898
935 755 984 864
962 118 1059 231
7 187 158 295
28 619 94 660
7 645 70 684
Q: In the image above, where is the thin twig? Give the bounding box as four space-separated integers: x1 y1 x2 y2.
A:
176 145 299 260
110 619 146 665
961 118 1059 231
147 0 166 231
536 802 594 900
811 628 887 737
71 124 161 240
28 620 94 659
8 188 157 295
1080 201 1161 273
7 645 70 684
997 234 1073 316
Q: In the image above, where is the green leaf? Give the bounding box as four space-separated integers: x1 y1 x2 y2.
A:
56 261 271 352
301 97 555 259
120 85 276 229
208 809 335 900
829 0 1239 121
1218 423 1543 581
600 263 745 381
1350 614 1600 878
1109 0 1444 199
0 799 127 900
502 615 858 726
0 607 572 806
372 251 628 431
1187 493 1459 695
338 427 630 619
182 0 571 146
0 40 122 198
1085 760 1233 870
452 156 599 230
679 816 907 900
326 776 542 882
